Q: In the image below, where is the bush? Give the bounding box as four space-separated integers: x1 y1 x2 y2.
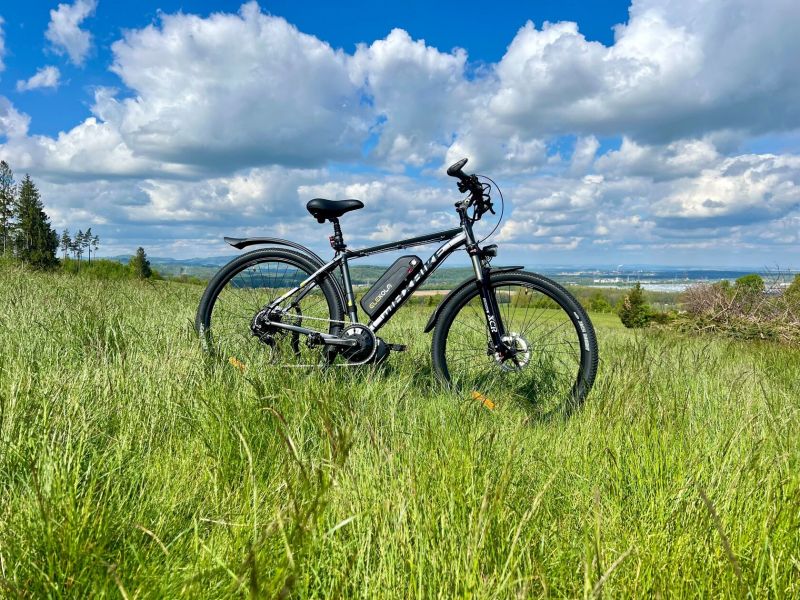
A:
676 276 799 345
617 283 652 328
586 291 613 313
785 274 800 306
61 258 132 279
735 273 765 295
649 310 676 325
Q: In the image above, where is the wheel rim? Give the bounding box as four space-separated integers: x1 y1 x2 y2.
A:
201 258 340 368
442 282 587 415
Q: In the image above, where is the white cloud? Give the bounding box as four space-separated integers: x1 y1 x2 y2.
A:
571 136 599 175
654 154 800 225
16 66 61 92
350 28 471 167
99 3 366 171
483 0 800 144
45 0 97 66
0 97 30 139
596 137 720 180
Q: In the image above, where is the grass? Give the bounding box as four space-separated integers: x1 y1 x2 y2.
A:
0 264 798 598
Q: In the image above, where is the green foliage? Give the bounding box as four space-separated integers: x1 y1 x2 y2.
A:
734 273 765 295
586 291 614 313
168 273 206 286
12 174 58 268
0 267 799 597
785 274 800 305
129 246 153 279
648 310 676 325
617 282 652 328
61 257 135 280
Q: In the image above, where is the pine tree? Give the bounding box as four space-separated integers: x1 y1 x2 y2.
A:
129 247 152 279
0 161 15 255
13 175 58 268
91 233 100 259
84 227 93 263
60 229 72 260
74 229 85 262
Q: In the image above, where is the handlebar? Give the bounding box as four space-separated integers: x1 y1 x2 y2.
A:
446 157 495 219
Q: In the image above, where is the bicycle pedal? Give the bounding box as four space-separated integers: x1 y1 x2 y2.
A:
387 343 407 352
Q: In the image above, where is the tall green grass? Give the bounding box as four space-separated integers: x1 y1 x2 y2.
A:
0 264 798 597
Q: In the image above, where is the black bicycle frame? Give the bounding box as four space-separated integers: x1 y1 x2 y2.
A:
267 206 510 353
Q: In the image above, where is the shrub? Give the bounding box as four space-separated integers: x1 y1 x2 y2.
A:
734 273 765 296
676 276 799 345
785 274 800 306
587 291 613 313
617 283 652 328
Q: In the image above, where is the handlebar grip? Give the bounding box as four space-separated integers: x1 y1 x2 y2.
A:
447 158 469 178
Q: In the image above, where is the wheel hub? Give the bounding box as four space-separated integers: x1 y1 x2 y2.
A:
496 332 531 372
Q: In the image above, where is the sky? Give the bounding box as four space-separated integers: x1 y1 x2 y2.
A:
0 0 799 268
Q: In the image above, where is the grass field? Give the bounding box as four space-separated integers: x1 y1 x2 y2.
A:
1 264 798 598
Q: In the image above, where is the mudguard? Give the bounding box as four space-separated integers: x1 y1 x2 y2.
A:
224 236 326 266
422 266 524 333
223 236 345 311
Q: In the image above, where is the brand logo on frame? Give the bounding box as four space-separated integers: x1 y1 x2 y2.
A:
371 237 461 329
368 283 393 309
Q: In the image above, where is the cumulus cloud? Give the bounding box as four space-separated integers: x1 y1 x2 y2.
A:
350 28 471 167
99 2 366 171
654 154 800 227
45 0 97 66
596 137 720 180
16 66 61 92
484 0 800 144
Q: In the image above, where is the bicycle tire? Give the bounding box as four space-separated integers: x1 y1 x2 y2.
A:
431 271 598 415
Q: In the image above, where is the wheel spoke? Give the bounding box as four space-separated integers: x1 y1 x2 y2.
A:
198 254 342 367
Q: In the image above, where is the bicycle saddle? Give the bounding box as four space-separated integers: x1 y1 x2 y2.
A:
306 198 364 223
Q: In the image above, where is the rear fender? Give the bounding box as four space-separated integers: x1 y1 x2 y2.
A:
223 236 345 310
224 236 326 266
423 266 524 333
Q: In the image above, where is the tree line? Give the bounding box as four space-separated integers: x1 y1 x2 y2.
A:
0 160 153 278
60 228 100 263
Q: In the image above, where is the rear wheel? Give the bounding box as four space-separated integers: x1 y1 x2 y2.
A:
431 272 598 416
195 248 344 368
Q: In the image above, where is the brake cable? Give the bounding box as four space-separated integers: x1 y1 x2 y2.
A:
475 174 505 244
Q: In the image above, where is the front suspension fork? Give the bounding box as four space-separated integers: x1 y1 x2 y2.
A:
471 254 510 357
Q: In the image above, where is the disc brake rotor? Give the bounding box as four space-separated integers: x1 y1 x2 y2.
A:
496 332 531 372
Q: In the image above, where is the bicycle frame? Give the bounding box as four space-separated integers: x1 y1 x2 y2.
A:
266 206 510 353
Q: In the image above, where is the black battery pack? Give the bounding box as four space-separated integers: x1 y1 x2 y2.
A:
360 256 422 318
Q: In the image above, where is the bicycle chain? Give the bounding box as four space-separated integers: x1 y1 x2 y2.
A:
265 311 380 368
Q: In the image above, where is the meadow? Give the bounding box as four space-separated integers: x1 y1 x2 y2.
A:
0 264 798 598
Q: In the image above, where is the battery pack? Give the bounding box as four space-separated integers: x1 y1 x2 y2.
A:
360 256 422 318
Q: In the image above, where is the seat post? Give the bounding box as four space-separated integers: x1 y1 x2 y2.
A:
329 218 346 251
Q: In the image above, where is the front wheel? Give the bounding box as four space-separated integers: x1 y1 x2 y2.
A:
431 272 598 417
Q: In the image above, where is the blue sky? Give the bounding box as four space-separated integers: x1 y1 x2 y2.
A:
0 1 799 267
